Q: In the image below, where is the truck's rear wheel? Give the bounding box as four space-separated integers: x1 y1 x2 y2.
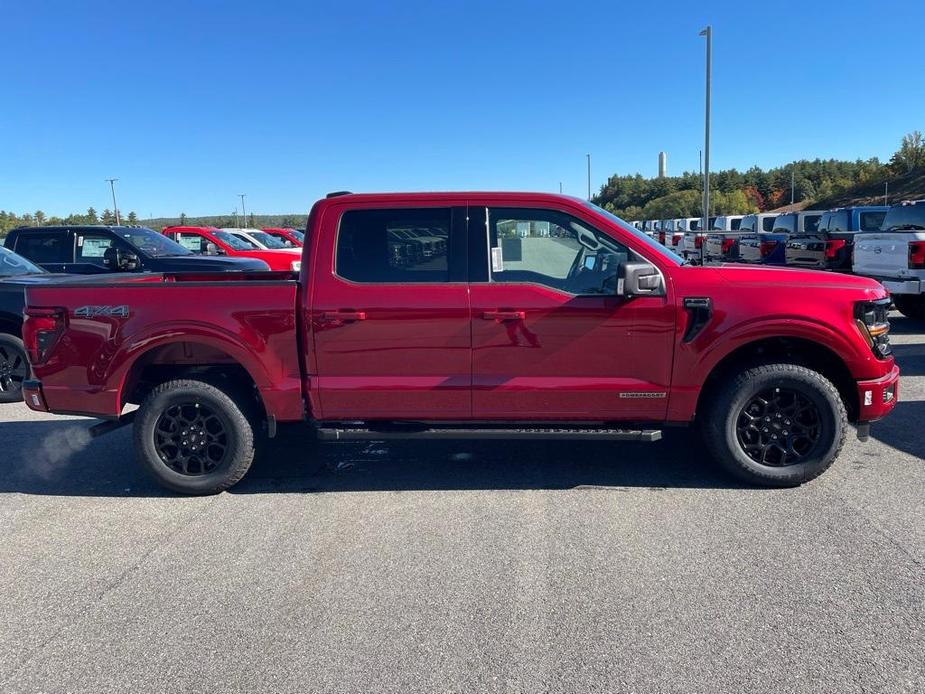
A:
892 295 925 320
702 363 847 487
0 334 29 404
134 379 257 495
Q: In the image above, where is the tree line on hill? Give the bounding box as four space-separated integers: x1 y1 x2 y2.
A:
2 130 922 237
593 130 925 220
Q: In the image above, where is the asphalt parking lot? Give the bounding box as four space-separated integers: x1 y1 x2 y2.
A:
1 316 923 693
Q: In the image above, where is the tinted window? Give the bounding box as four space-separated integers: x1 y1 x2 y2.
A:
860 211 886 231
802 214 822 233
486 208 631 295
829 211 849 232
730 218 742 230
116 227 191 257
739 216 756 233
882 204 925 231
762 216 776 231
336 208 450 283
773 215 796 234
14 232 71 263
817 212 832 232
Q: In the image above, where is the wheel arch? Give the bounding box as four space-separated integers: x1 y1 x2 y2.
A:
695 336 860 422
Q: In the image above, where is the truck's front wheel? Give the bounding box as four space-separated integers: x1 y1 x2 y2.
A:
134 379 257 495
892 295 925 320
702 363 847 487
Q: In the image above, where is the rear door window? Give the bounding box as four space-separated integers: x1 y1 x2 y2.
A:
762 217 776 231
803 215 822 233
336 208 452 283
13 232 72 263
773 215 796 234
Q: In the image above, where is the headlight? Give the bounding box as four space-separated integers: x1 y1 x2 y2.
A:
854 298 891 358
290 260 301 272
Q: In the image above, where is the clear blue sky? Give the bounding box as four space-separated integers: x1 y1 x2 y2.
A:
2 0 923 217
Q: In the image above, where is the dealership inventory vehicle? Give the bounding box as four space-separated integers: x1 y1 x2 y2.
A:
853 200 925 318
704 215 746 263
262 227 305 247
223 228 302 254
22 192 898 494
681 217 717 262
5 225 270 274
786 207 888 271
163 226 299 272
739 212 822 266
738 213 784 264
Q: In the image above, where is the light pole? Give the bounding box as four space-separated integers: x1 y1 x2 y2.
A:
699 26 712 242
884 181 889 207
559 182 563 194
239 193 247 227
586 154 591 201
791 167 795 205
105 178 121 225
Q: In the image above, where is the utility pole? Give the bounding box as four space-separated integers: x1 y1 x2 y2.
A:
239 194 247 227
884 182 889 207
559 182 563 194
105 178 120 225
699 26 712 244
791 168 795 205
586 154 591 201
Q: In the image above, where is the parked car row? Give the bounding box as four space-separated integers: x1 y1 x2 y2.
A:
632 207 888 270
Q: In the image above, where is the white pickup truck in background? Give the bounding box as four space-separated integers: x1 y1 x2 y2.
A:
854 200 925 319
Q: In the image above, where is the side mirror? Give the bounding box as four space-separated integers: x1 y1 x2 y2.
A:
116 249 140 271
620 261 663 297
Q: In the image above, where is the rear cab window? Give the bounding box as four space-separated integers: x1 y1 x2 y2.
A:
879 204 925 232
859 211 886 231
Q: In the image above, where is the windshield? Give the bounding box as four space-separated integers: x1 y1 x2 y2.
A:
116 227 192 257
582 202 683 265
214 231 259 250
248 230 288 249
0 245 45 276
880 204 925 231
288 230 305 242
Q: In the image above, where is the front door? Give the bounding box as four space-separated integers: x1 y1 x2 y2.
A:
469 205 675 421
310 204 471 420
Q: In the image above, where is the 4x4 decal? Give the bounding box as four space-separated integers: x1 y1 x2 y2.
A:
74 305 129 318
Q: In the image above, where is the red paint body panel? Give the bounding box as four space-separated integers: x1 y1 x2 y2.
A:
163 226 298 271
23 192 898 429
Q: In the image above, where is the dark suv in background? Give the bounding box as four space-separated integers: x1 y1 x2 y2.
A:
4 226 270 274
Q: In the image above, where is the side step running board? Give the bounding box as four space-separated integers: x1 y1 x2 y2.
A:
317 427 662 442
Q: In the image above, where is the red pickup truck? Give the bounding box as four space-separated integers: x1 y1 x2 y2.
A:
162 226 302 272
21 192 899 494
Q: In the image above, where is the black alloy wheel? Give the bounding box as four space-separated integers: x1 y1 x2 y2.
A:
154 402 230 476
735 387 822 467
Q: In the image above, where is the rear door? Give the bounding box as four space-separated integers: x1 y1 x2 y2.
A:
11 231 73 272
309 203 471 419
468 203 675 421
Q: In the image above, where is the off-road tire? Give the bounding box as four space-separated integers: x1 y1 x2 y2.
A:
134 379 257 495
702 363 847 487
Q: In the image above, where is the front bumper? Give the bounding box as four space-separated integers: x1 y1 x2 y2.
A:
856 365 900 423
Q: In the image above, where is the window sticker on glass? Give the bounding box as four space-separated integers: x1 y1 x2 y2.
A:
81 238 112 257
177 235 203 251
491 245 504 272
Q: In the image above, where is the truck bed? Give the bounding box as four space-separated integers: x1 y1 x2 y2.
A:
24 272 304 421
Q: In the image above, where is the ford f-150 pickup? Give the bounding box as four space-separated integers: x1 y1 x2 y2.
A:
21 192 899 494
